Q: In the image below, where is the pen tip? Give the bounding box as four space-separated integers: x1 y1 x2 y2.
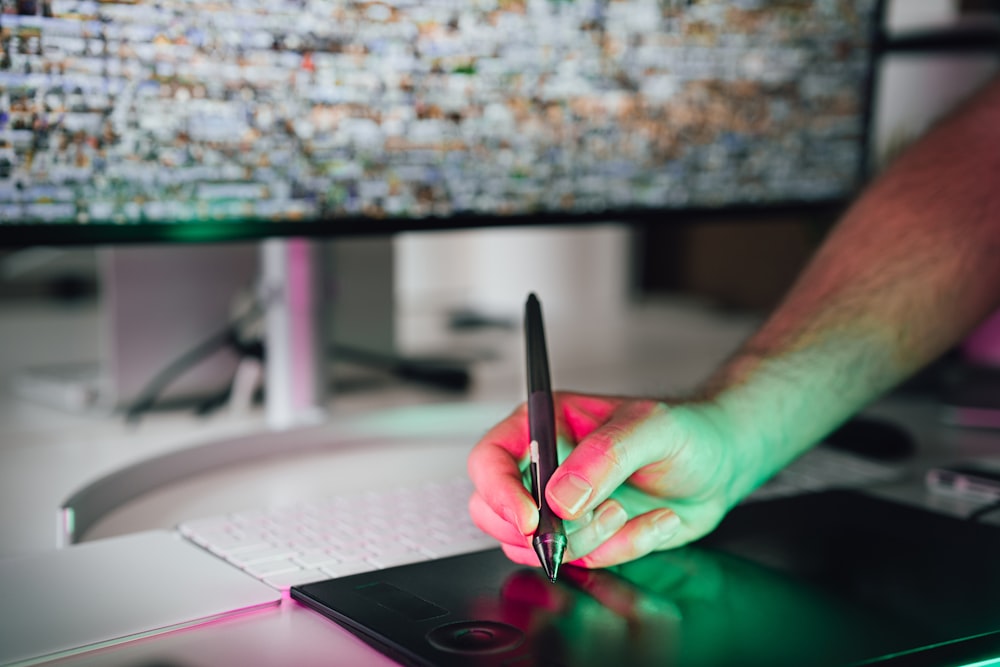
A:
533 534 566 584
540 558 559 583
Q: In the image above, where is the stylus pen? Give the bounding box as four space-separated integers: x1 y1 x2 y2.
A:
525 293 567 583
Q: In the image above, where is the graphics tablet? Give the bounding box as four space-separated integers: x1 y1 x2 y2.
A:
292 490 1000 667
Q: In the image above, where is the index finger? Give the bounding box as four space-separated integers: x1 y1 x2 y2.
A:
546 400 670 519
467 403 538 536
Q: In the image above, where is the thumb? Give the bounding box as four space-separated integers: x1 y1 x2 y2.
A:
544 401 672 520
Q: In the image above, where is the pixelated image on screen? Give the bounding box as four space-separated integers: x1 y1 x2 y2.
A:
0 0 877 228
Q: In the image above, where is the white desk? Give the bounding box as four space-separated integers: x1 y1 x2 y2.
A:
3 298 1000 666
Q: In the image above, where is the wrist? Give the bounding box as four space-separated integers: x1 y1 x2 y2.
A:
700 337 900 501
678 398 770 509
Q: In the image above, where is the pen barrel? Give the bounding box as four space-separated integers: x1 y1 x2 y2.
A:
536 497 564 537
529 390 564 537
525 295 552 395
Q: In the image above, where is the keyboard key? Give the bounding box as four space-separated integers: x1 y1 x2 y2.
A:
320 560 376 579
243 559 301 578
195 532 270 556
229 546 299 566
325 543 370 562
365 547 428 569
263 569 330 590
293 549 340 569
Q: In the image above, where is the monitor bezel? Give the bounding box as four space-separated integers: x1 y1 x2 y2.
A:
0 199 853 247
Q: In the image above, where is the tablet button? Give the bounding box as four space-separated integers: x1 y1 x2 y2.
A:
426 621 524 654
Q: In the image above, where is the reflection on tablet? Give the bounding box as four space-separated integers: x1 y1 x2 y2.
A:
484 547 912 667
292 491 1000 667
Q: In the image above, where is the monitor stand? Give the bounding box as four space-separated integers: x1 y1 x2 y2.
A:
261 236 470 427
260 238 327 429
12 235 398 419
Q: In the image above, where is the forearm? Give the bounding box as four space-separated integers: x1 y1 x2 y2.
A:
703 77 1000 492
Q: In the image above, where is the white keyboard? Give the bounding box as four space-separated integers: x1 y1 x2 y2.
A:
180 447 903 591
179 478 494 591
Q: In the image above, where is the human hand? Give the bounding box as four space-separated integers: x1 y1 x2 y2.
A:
468 392 758 569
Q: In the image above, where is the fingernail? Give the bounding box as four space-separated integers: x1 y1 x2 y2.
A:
549 474 593 516
653 511 681 541
595 504 627 539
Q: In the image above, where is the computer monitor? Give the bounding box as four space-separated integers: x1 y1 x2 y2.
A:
0 0 882 245
1 0 884 424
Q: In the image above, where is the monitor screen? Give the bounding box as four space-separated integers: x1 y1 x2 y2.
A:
0 0 880 244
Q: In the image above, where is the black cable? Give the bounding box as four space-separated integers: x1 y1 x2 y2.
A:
123 302 265 424
333 344 471 392
192 338 266 418
125 299 474 422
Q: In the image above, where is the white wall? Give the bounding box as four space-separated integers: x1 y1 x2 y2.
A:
395 225 633 327
873 0 1000 169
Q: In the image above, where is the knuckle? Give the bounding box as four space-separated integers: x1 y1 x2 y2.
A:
644 399 673 423
589 434 633 479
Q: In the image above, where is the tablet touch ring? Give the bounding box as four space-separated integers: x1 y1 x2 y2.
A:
426 620 525 654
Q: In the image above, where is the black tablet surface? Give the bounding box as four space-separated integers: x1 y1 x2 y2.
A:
292 490 1000 667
